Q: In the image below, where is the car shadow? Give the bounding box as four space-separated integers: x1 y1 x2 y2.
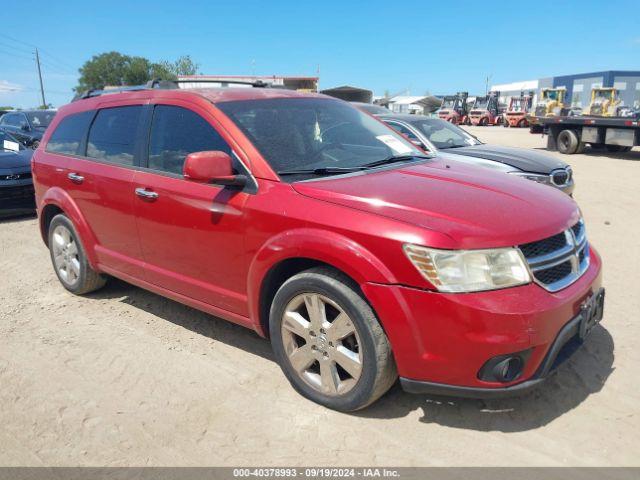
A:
356 324 614 432
532 146 640 161
0 212 37 224
85 277 274 362
85 278 614 431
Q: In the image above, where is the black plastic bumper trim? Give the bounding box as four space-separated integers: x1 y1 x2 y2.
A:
399 376 546 399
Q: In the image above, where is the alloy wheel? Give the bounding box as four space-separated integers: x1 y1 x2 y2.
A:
281 293 362 396
51 225 80 286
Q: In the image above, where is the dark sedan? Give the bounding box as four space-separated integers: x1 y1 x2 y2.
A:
378 114 574 195
0 110 56 149
0 131 35 217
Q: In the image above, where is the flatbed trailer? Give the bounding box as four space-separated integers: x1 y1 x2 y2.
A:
533 115 640 154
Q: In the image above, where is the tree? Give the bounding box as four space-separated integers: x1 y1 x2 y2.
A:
159 55 200 76
74 52 197 93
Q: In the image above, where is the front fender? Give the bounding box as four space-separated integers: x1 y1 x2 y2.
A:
246 228 397 330
39 187 99 269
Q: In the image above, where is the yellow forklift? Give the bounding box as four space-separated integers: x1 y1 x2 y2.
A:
534 88 568 117
585 87 621 116
528 87 569 133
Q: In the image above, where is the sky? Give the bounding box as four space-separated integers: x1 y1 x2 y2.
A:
1 0 639 109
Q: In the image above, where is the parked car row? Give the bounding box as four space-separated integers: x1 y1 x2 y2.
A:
0 130 35 217
0 109 57 149
29 84 604 411
351 103 575 195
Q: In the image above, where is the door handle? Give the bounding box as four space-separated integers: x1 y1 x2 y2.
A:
67 172 84 184
135 187 159 201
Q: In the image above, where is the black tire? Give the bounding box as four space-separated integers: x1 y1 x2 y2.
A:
479 117 488 126
557 129 580 154
503 119 509 128
530 124 543 134
517 119 528 128
48 214 106 295
269 267 397 411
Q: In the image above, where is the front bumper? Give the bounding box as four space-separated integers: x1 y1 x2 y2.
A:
0 177 36 216
361 246 603 396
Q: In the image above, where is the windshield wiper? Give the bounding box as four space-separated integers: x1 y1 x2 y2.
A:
277 166 367 176
359 154 431 169
277 154 431 177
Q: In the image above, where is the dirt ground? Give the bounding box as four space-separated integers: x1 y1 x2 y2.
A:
0 126 638 466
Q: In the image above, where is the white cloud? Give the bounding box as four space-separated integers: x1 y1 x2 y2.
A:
0 80 24 93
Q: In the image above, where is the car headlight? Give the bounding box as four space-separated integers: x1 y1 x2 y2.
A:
509 171 551 185
403 244 531 293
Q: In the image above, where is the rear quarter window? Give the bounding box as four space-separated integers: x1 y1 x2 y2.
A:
87 106 142 166
46 111 94 155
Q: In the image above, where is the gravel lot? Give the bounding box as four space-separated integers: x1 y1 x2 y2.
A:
1 126 638 466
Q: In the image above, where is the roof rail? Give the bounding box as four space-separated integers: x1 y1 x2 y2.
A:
176 78 286 89
72 78 178 102
71 76 286 102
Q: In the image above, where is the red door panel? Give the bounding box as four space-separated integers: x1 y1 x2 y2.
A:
133 170 251 315
65 157 143 277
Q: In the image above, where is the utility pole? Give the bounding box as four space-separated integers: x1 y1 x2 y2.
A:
485 74 492 95
35 48 46 109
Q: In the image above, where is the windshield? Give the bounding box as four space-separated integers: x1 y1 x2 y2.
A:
360 104 390 114
441 98 455 109
0 131 23 151
412 118 481 149
217 98 426 181
510 99 524 112
474 98 488 109
25 111 55 128
543 90 559 101
593 90 614 103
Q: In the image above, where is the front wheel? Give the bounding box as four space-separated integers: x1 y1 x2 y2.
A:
269 267 397 411
48 214 107 294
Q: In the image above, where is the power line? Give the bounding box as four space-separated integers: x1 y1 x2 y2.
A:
0 48 33 62
0 40 33 55
0 32 77 73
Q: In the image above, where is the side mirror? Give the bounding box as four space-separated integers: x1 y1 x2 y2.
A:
183 151 247 187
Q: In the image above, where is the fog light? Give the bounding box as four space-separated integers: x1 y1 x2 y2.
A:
478 350 531 383
493 357 523 382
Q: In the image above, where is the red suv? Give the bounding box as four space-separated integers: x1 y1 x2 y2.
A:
32 85 604 411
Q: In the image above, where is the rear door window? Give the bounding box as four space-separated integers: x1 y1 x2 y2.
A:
46 110 94 156
148 105 231 175
87 106 142 166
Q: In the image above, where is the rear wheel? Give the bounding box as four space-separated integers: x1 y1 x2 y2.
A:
269 267 397 411
48 214 106 294
517 118 528 128
557 129 580 154
479 117 488 126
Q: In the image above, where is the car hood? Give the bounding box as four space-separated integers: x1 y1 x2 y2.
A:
443 144 567 174
292 158 579 249
0 148 33 170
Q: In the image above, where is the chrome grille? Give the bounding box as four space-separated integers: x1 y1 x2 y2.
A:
519 219 589 292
